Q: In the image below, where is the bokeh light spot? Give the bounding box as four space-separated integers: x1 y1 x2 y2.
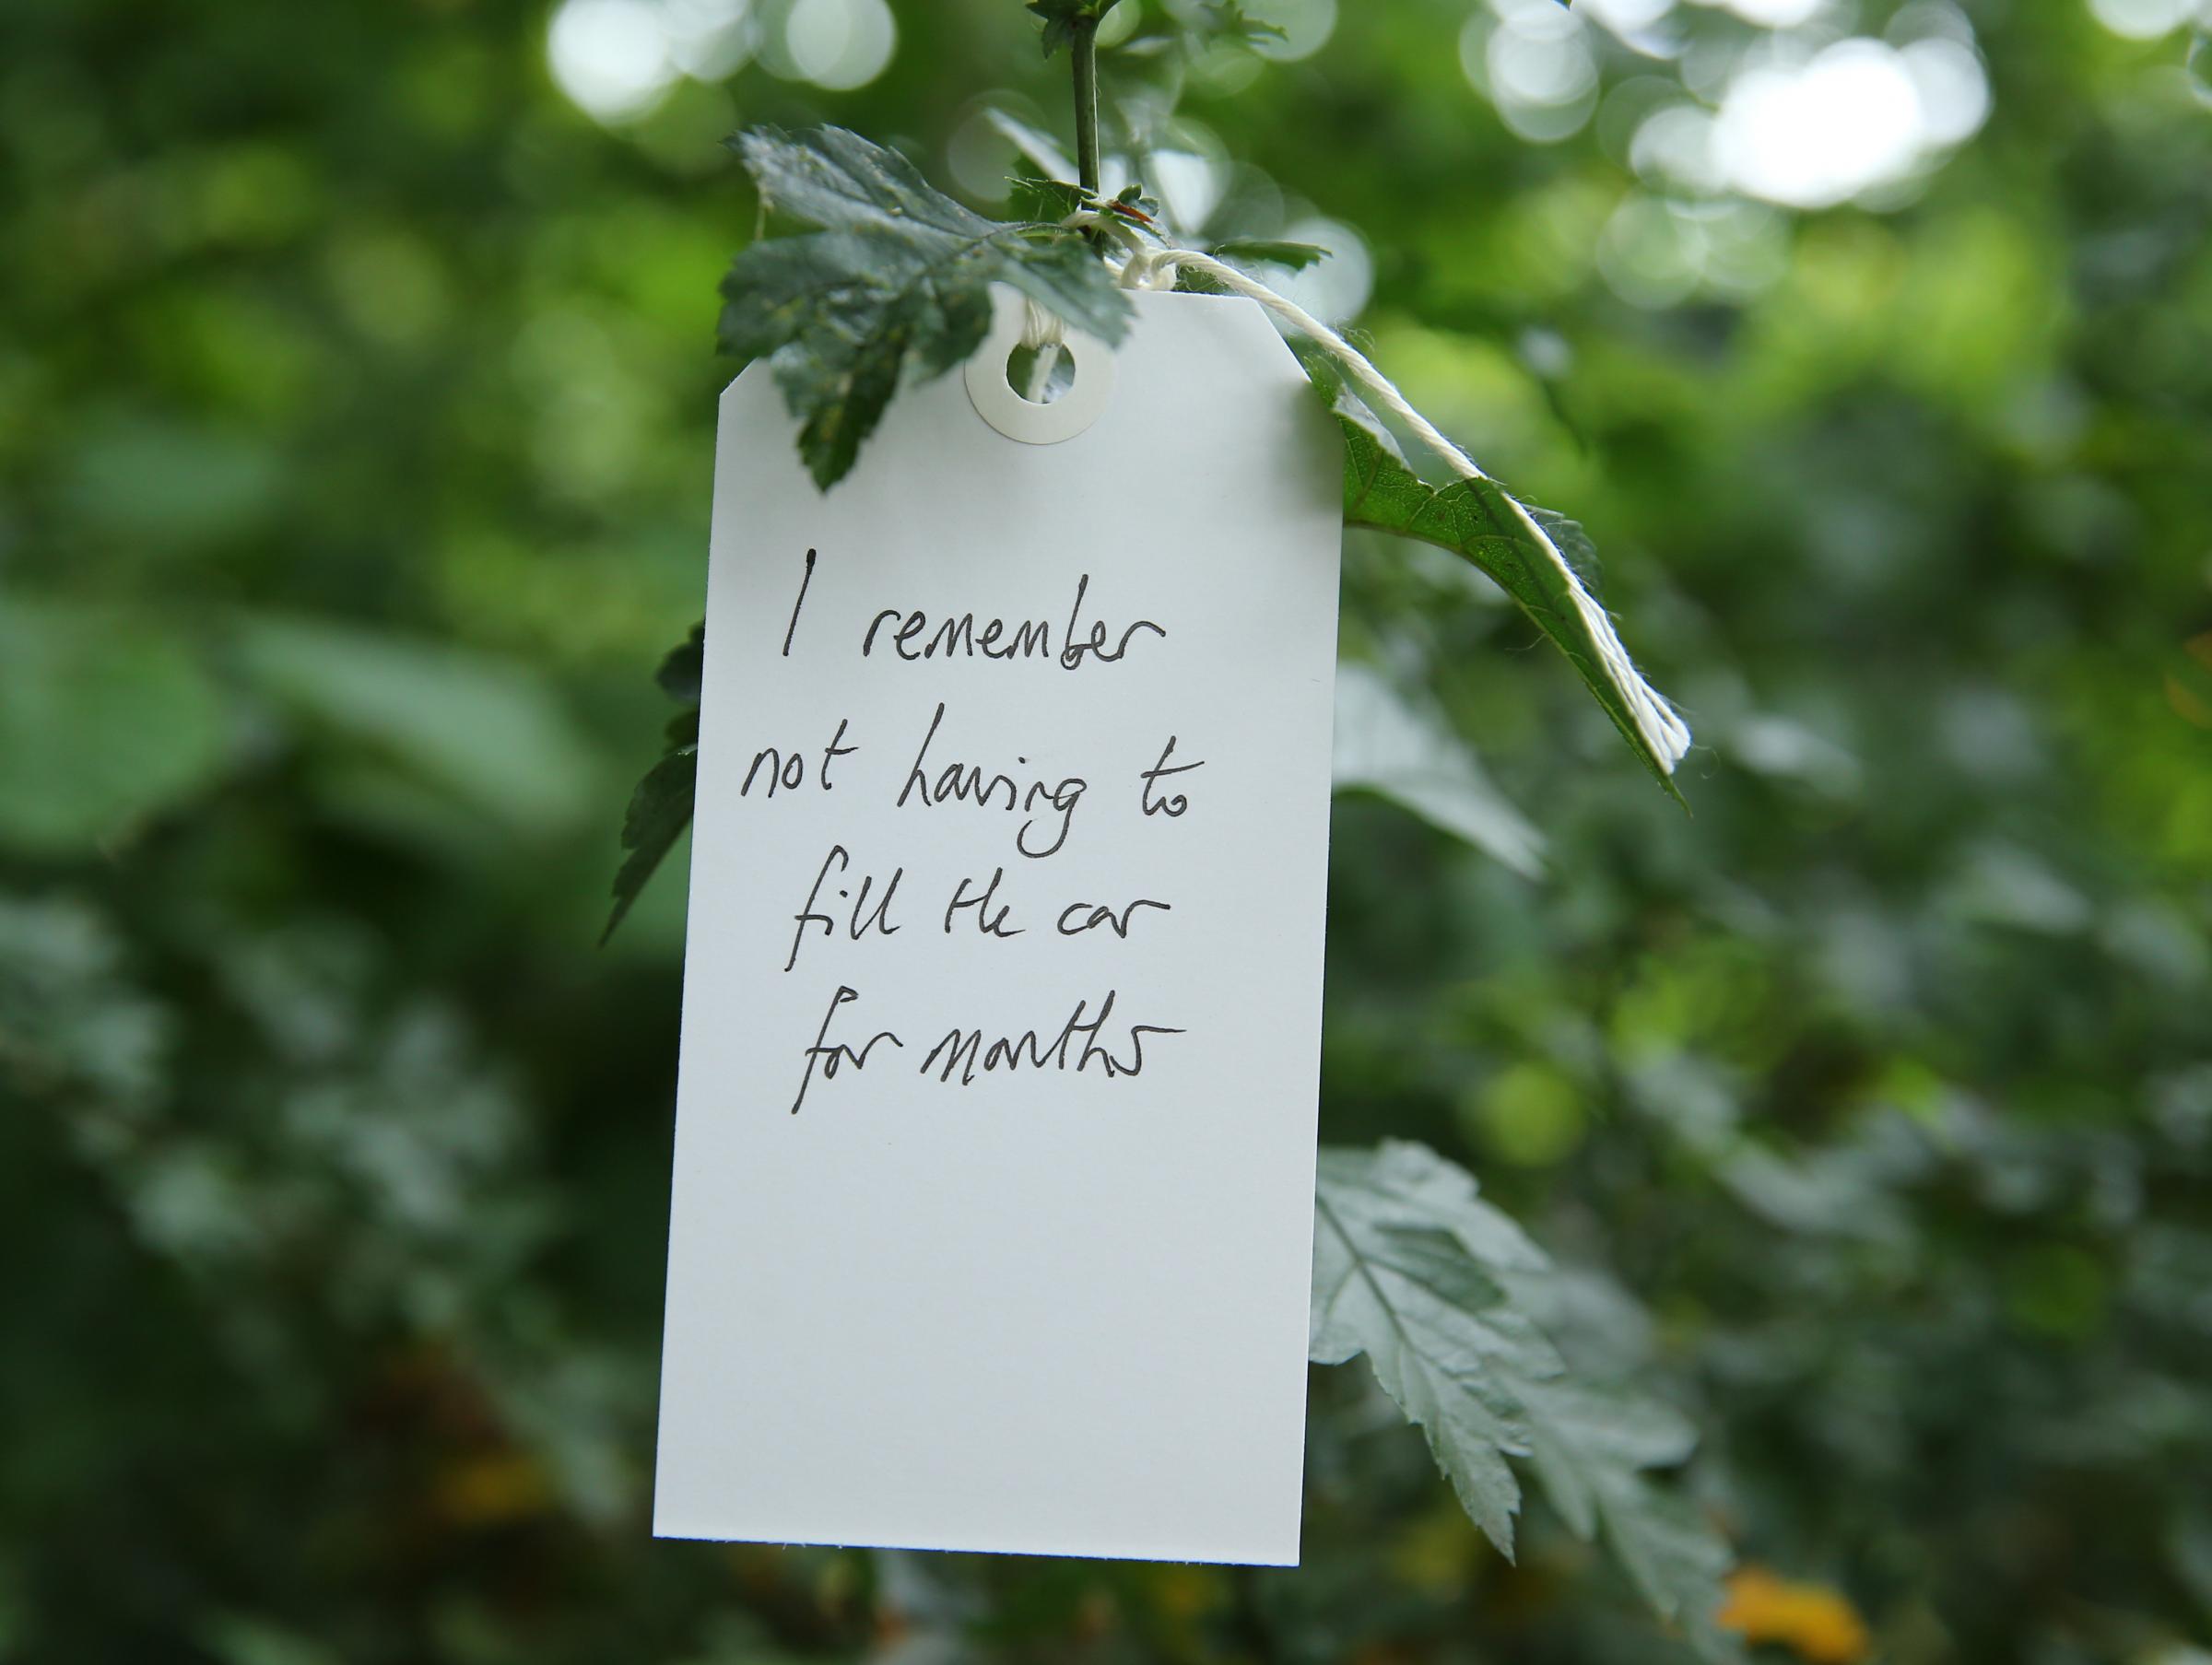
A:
1275 217 1373 322
1901 37 1992 145
1712 40 1957 208
1710 0 1828 29
1464 0 1602 144
2088 0 2199 39
664 0 756 78
1247 0 1340 62
547 0 680 124
783 0 897 91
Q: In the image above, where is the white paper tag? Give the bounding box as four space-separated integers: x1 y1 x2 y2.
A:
653 287 1343 1565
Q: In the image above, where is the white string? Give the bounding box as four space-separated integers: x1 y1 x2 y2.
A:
1017 299 1067 405
1018 297 1067 349
1049 212 1691 774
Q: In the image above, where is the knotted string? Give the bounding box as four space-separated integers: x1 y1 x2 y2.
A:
1017 297 1068 405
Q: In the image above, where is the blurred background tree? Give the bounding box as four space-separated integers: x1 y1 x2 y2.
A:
3 0 2210 1662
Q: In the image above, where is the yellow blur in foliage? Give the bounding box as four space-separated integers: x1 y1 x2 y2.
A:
434 1452 554 1528
1718 1565 1872 1663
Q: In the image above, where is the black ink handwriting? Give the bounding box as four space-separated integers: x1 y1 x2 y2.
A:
784 844 903 974
1139 735 1205 817
782 547 817 656
743 715 858 799
897 701 1087 859
791 985 904 1114
920 990 1182 1086
858 574 1163 672
1055 897 1172 939
945 868 1023 938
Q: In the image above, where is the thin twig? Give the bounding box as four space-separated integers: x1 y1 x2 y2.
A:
1072 15 1102 195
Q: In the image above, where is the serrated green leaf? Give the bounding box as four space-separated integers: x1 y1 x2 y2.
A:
604 621 706 944
1512 1371 1742 1660
1307 368 1688 797
1314 1142 1739 1659
602 750 696 947
735 124 982 240
1517 1379 1698 1538
1312 1142 1560 1554
719 126 1129 488
1007 175 1090 223
1512 1382 1739 1661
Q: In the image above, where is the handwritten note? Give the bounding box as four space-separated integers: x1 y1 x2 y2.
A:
653 289 1343 1565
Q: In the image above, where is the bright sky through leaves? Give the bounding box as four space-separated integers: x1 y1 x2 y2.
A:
547 0 898 123
1461 0 1994 231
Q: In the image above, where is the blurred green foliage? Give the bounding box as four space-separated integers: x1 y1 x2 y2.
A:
3 1 2210 1663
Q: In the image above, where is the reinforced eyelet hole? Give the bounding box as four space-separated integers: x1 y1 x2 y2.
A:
965 287 1115 445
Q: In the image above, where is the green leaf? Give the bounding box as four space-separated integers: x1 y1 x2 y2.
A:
1512 1377 1735 1650
1314 1142 1740 1659
230 616 598 833
1207 238 1331 272
0 596 228 855
1230 8 1289 43
721 126 1130 488
603 621 706 944
1312 1142 1559 1554
1301 362 1689 796
982 107 1077 183
1026 0 1123 56
1007 176 1091 224
1527 503 1604 590
654 621 705 704
60 416 281 552
1333 662 1546 877
1176 240 1330 294
602 750 696 947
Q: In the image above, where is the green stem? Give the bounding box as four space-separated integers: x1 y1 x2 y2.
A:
1072 17 1102 195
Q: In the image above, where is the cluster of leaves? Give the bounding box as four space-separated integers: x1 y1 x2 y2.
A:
714 125 1340 497
1312 1142 1738 1659
717 126 1129 487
